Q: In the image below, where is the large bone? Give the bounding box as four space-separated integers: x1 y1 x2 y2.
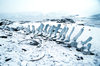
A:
58 26 67 39
32 25 35 34
72 27 84 41
69 28 84 48
64 27 75 42
81 37 92 45
87 43 91 52
36 23 44 35
61 27 69 40
43 26 52 38
54 24 61 36
26 25 31 34
48 25 55 37
82 43 94 55
44 24 49 33
47 26 52 35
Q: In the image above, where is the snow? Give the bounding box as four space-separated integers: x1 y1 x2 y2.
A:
0 20 100 66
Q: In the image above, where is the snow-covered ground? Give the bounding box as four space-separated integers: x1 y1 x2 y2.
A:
0 20 100 66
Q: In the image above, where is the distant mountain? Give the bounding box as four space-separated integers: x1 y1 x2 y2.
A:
0 12 77 21
0 12 44 21
90 13 100 21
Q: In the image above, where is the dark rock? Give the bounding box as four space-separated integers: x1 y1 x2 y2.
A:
77 56 83 60
29 40 39 45
12 28 19 31
1 19 14 25
0 22 4 26
83 51 95 55
49 18 75 23
22 48 27 51
75 55 84 60
56 41 64 44
7 33 12 36
52 39 56 41
76 47 85 52
50 19 57 21
5 58 12 62
80 57 83 60
57 18 75 23
20 21 31 24
60 19 66 23
78 24 84 26
38 34 43 36
89 29 91 31
7 48 12 52
76 48 81 51
0 44 2 46
0 36 7 38
65 18 75 23
66 45 71 48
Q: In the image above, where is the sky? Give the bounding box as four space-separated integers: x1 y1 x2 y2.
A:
0 0 100 16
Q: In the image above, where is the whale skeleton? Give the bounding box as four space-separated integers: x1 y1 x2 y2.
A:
0 22 94 55
22 23 93 55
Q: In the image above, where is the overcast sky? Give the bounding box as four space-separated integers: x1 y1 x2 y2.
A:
0 0 100 16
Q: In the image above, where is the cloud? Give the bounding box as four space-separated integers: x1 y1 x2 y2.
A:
0 0 100 16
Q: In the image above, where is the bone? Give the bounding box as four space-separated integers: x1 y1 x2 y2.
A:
32 25 35 34
82 43 93 55
48 25 55 37
81 37 92 45
87 43 91 52
61 27 69 40
64 27 75 42
36 23 44 35
72 27 84 41
47 26 52 35
54 24 61 36
44 24 49 34
58 26 67 39
27 25 31 32
24 25 31 34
